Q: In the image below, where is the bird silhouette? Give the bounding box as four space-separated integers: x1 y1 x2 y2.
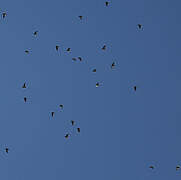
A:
22 83 26 88
149 165 154 170
33 31 38 36
92 69 97 72
71 120 75 126
59 104 63 110
66 48 71 52
96 82 100 87
72 58 77 61
102 45 106 50
2 12 7 19
24 97 27 102
105 1 109 6
56 45 59 51
25 50 29 54
5 148 9 153
111 62 115 69
51 112 55 117
138 24 142 29
78 57 82 61
134 86 137 91
65 134 69 139
176 165 180 171
78 16 83 20
77 128 80 133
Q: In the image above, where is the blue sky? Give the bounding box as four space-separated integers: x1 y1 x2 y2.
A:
0 0 181 179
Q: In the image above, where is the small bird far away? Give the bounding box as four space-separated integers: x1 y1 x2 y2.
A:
78 16 83 20
71 120 75 126
96 82 100 88
65 134 70 139
33 31 38 36
5 148 9 153
92 68 97 72
102 45 106 50
77 128 80 133
105 1 109 6
134 86 137 91
72 58 77 61
111 62 115 69
59 104 63 110
149 165 154 170
78 57 82 61
25 50 29 54
176 165 180 171
2 12 7 18
138 24 142 29
56 45 59 51
51 112 55 117
22 83 26 88
24 97 27 102
66 48 71 52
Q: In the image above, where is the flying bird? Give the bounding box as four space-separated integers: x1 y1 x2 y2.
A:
65 134 70 139
33 31 38 36
66 48 71 52
72 58 77 61
5 148 9 153
96 82 100 87
24 97 27 102
105 1 109 6
2 12 7 18
149 165 154 170
138 24 142 29
77 128 80 133
22 83 26 89
78 16 83 20
111 62 115 69
25 50 29 54
56 45 59 51
59 104 63 110
134 86 137 91
92 69 97 72
102 45 106 50
71 120 75 126
176 165 180 171
78 57 82 61
51 112 55 117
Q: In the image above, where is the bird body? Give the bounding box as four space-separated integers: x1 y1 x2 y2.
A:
134 86 137 91
77 128 80 133
111 62 115 69
56 45 59 51
51 112 54 117
25 50 29 54
78 57 82 61
66 48 71 52
105 1 109 6
24 97 27 102
22 83 26 88
176 165 180 171
65 134 70 139
138 24 142 29
149 165 154 169
71 120 75 126
2 12 7 18
102 45 106 50
92 69 97 72
78 16 83 20
33 31 38 36
5 148 9 153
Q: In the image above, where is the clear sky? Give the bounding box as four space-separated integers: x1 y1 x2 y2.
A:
0 0 181 179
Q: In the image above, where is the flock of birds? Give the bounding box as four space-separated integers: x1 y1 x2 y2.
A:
1 0 180 173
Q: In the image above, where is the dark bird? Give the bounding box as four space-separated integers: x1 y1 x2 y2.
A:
102 45 106 50
5 148 9 153
59 104 63 110
65 134 70 139
71 120 75 126
92 69 97 72
77 128 80 133
72 58 77 61
25 50 29 54
96 82 100 87
22 83 26 89
33 31 38 36
134 86 137 91
78 57 82 61
24 97 27 102
111 62 115 69
105 1 109 6
66 48 71 52
149 165 154 170
51 112 54 117
176 165 180 171
2 12 7 19
138 24 142 29
78 16 83 20
56 45 59 51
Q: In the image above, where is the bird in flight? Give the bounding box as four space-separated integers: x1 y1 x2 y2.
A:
56 45 59 51
78 57 82 61
77 128 80 133
24 97 27 102
25 50 29 54
72 58 77 61
176 165 180 171
102 45 106 50
105 1 109 6
71 120 75 126
2 12 7 19
78 16 83 20
65 134 70 139
134 86 137 91
138 24 142 29
33 31 38 36
111 62 115 69
92 69 97 72
51 112 55 117
22 83 26 89
59 104 63 110
66 48 71 52
149 165 154 170
5 148 9 153
96 82 100 87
